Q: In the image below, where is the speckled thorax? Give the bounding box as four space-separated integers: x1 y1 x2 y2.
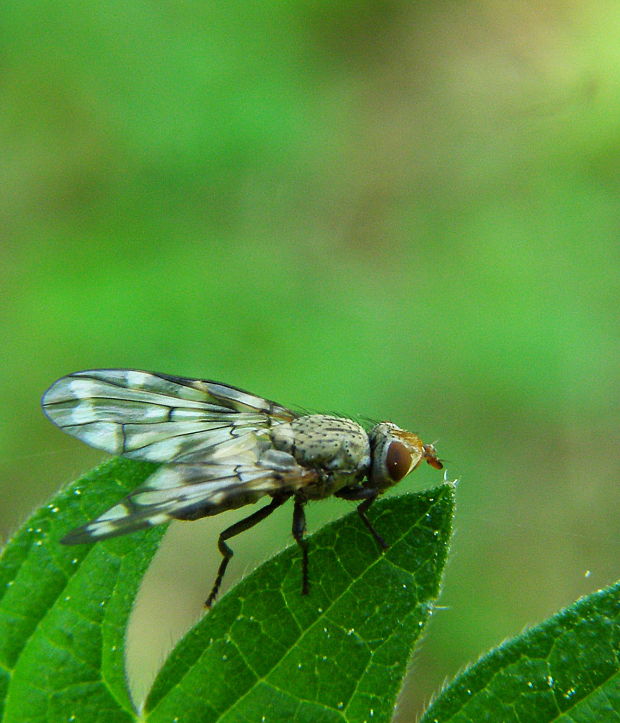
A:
270 414 370 499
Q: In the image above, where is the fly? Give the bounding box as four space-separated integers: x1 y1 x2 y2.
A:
41 369 443 606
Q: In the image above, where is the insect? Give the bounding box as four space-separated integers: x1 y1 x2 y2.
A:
42 369 443 607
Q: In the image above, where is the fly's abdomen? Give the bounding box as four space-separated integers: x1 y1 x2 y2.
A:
271 414 370 496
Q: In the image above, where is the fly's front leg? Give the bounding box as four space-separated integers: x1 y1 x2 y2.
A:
335 486 387 550
292 497 309 595
205 493 289 608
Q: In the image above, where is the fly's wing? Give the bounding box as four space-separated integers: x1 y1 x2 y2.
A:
61 452 318 544
42 369 296 463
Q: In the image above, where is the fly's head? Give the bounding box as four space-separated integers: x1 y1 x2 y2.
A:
368 422 442 491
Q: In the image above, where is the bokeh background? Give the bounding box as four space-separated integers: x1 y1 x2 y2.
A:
2 2 619 719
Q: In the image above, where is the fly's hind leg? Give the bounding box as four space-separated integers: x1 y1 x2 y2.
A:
292 497 309 595
205 493 290 608
335 486 387 550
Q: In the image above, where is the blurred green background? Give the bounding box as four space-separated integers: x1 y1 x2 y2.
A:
2 2 619 719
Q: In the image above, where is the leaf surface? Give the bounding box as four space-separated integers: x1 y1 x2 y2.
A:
421 580 620 723
0 459 455 723
0 458 163 722
145 483 455 723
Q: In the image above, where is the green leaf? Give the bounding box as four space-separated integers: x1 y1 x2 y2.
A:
144 483 454 723
1 461 454 723
421 580 620 723
0 458 163 723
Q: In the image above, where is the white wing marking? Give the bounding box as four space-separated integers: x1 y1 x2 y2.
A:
42 369 296 463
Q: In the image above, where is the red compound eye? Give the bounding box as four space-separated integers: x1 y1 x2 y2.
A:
385 440 413 481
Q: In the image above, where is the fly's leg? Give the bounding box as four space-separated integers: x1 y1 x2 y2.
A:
292 497 309 595
357 495 388 550
205 494 289 608
335 487 388 550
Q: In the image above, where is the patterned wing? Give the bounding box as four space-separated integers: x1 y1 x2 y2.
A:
42 369 296 463
61 452 318 543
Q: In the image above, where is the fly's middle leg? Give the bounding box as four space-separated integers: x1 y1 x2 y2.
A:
292 497 309 596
